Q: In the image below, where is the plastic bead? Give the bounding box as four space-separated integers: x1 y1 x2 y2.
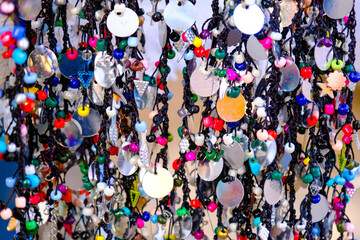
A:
50 190 63 201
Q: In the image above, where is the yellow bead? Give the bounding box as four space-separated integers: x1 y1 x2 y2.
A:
331 59 344 70
217 228 228 239
165 234 176 240
78 106 90 117
303 157 310 166
192 37 202 48
95 235 105 240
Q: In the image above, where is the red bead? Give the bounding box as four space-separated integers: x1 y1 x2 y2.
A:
342 124 353 136
54 118 65 129
204 49 210 58
19 98 35 112
37 90 47 100
108 146 119 155
2 49 13 59
307 116 318 127
267 130 277 140
1 31 15 47
29 194 40 204
190 199 201 208
300 67 312 79
66 48 78 60
194 46 205 58
38 191 46 201
93 135 99 143
156 76 164 90
181 32 187 42
172 159 181 170
293 231 299 240
212 118 224 131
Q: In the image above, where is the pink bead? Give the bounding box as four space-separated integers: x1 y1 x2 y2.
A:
332 140 343 152
141 59 149 70
202 116 213 128
344 16 349 24
0 2 15 14
333 201 344 211
261 37 273 50
21 124 28 137
185 152 196 161
0 208 12 220
129 142 139 152
156 136 167 146
342 135 352 145
227 69 237 81
136 218 144 228
88 37 98 48
336 210 342 219
345 222 355 233
207 201 218 212
58 184 67 193
242 71 254 84
194 230 204 240
284 124 289 134
324 104 334 115
15 196 26 208
274 57 286 68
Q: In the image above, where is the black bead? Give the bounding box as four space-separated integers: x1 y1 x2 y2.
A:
261 0 273 8
136 8 145 16
169 31 180 42
153 115 163 124
39 134 48 144
72 231 81 239
189 44 195 50
253 209 262 218
298 127 306 134
188 141 197 150
197 152 205 160
247 233 257 239
255 30 266 41
152 12 162 22
146 134 156 143
353 120 360 130
122 105 132 115
80 231 90 239
189 105 200 114
4 152 17 162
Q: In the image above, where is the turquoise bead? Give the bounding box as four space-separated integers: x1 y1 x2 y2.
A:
254 217 261 227
27 174 40 188
249 159 261 176
0 140 6 153
135 121 147 132
12 48 27 65
184 50 194 60
50 190 62 200
342 169 355 181
151 214 158 224
326 178 335 187
335 175 346 185
122 207 131 216
24 73 37 85
26 93 36 100
127 37 139 47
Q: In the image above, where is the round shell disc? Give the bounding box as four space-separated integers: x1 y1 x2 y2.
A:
217 94 246 122
190 67 220 97
216 178 244 207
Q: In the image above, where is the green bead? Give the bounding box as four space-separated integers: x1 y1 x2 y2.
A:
57 53 63 62
177 126 184 138
310 166 321 178
77 158 87 166
96 154 105 164
22 178 32 188
119 40 128 50
55 20 63 27
79 10 85 19
182 67 187 75
113 209 124 217
227 86 240 98
345 159 356 170
58 154 68 163
215 226 222 234
80 165 89 175
157 215 167 224
31 158 40 167
45 97 58 108
176 207 187 217
56 110 66 119
149 76 156 86
344 64 355 73
82 175 89 183
302 173 314 184
218 69 227 77
336 221 346 233
271 170 283 180
96 39 106 51
167 132 174 142
191 93 198 103
298 62 306 69
167 50 176 59
160 66 171 75
205 149 216 160
174 178 182 187
26 226 39 236
143 74 151 82
215 49 226 59
232 136 240 143
83 181 94 191
25 220 37 231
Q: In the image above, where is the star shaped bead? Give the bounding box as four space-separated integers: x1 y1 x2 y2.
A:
317 82 334 98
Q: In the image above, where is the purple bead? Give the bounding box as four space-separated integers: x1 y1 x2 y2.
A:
323 37 333 47
284 124 289 134
65 215 75 224
57 184 67 193
129 142 139 153
333 201 344 211
200 30 211 40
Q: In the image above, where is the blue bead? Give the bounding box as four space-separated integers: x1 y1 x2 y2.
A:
135 121 147 132
27 174 40 188
12 26 26 40
151 214 158 224
11 100 17 108
184 50 194 60
296 94 307 106
0 26 11 34
5 177 16 188
312 194 321 204
0 140 6 153
69 79 80 88
142 211 150 221
342 169 355 181
122 207 131 216
235 62 246 71
335 175 346 185
326 178 334 187
24 72 37 85
26 93 36 100
127 37 139 47
254 217 261 227
138 186 147 197
338 103 349 115
113 48 124 59
167 90 174 100
53 76 59 86
55 45 62 54
50 190 62 200
312 227 319 235
349 71 360 83
0 89 4 98
41 23 49 32
12 48 27 64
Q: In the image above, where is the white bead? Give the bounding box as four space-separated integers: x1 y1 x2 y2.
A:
295 221 306 231
54 84 62 92
195 133 205 146
281 199 289 207
31 20 40 29
252 186 262 196
63 91 73 100
245 149 254 158
7 143 16 153
240 123 248 130
245 0 256 5
228 169 237 177
252 68 261 78
25 165 36 175
237 165 246 175
106 106 117 118
199 66 211 76
236 129 243 138
223 133 234 145
104 185 115 197
229 223 237 232
114 3 126 13
83 207 94 216
97 182 106 192
15 93 26 105
253 97 265 107
257 107 266 118
70 7 80 15
212 28 221 38
284 142 295 154
276 221 287 230
95 10 105 21
210 48 218 57
234 52 245 64
129 155 139 166
17 38 29 50
270 32 282 41
55 0 65 5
